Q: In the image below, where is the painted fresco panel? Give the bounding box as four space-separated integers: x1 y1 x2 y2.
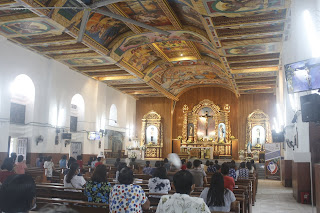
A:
117 0 171 26
223 43 281 56
114 30 213 57
0 18 64 37
76 12 129 48
123 45 161 71
0 8 37 22
194 42 219 60
156 40 192 58
204 0 285 14
167 0 204 30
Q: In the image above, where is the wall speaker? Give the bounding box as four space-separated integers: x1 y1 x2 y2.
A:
300 94 320 122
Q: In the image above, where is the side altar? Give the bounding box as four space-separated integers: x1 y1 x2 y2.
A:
179 99 234 159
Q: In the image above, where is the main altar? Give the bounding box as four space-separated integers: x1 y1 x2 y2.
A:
180 99 233 159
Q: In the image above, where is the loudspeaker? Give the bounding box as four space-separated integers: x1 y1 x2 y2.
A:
300 94 320 122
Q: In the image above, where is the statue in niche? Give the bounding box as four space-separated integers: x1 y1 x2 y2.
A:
218 123 226 143
256 128 260 144
189 125 193 136
146 125 158 145
150 127 154 142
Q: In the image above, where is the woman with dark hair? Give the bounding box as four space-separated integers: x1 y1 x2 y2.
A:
64 157 77 175
85 164 111 205
228 161 237 181
15 155 27 174
110 167 150 212
0 158 15 183
64 163 86 191
200 172 236 212
0 174 36 213
143 161 153 175
148 167 171 196
207 161 216 173
115 162 127 181
156 170 210 213
237 162 249 179
59 155 68 169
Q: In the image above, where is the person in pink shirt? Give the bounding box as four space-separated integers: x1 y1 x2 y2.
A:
14 155 27 174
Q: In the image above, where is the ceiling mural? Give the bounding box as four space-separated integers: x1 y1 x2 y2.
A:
0 0 291 98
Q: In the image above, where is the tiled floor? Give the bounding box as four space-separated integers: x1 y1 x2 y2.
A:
252 180 314 213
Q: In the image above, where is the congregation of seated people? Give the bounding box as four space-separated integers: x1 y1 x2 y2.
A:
0 154 256 213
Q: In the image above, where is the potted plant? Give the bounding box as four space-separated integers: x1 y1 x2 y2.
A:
239 150 245 161
252 150 259 161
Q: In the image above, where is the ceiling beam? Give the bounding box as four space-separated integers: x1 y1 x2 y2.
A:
96 76 136 81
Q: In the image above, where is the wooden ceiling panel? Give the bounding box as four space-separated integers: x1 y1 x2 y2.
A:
230 60 280 69
85 70 130 76
227 53 280 62
11 33 74 45
76 65 122 72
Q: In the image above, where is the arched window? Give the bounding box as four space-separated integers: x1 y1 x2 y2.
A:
10 74 35 124
70 94 85 132
109 104 117 126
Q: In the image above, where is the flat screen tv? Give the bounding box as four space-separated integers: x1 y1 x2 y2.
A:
88 132 101 140
285 57 320 93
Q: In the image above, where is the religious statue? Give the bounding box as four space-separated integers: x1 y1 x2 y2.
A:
150 127 154 142
200 111 213 136
256 128 260 144
218 125 225 143
247 141 252 154
189 125 193 136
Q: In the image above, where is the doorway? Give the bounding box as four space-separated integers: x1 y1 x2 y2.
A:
70 142 82 159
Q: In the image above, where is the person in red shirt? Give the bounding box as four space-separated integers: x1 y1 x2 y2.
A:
0 158 15 184
76 155 83 172
221 163 235 192
181 159 187 170
94 157 103 167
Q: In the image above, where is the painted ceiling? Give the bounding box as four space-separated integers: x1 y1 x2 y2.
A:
0 0 291 100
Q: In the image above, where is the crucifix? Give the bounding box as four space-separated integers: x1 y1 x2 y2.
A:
200 111 213 136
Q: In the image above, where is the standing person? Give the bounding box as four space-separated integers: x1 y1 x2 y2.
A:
109 167 150 212
251 159 256 171
0 158 15 183
44 156 55 181
76 155 83 171
129 158 138 170
91 157 97 168
200 172 236 212
64 163 86 192
10 153 17 163
36 154 43 167
143 161 153 175
0 174 36 213
87 156 94 167
189 160 207 187
221 163 235 192
204 160 210 172
114 158 121 168
14 155 28 175
94 157 103 168
238 162 249 179
59 155 68 169
186 161 193 170
148 167 171 197
115 162 127 181
156 170 211 213
85 164 112 205
247 161 254 173
214 160 220 170
181 159 187 170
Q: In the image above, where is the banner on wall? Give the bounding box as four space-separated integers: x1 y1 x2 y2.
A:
265 143 281 180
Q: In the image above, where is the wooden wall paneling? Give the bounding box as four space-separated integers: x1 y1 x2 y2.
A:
292 161 311 203
315 164 320 213
281 160 292 187
136 97 173 158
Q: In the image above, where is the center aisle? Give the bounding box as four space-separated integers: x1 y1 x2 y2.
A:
252 180 313 213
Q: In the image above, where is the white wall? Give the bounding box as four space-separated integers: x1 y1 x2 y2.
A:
0 38 136 156
281 0 320 161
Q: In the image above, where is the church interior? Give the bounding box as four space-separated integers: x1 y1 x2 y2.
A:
0 0 320 212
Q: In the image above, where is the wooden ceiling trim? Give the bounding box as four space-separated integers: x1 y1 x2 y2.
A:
98 76 137 81
76 64 122 71
84 70 130 77
11 33 74 45
231 66 279 74
113 84 151 88
46 50 99 60
125 90 160 95
216 23 285 38
227 53 280 62
220 35 283 47
120 87 155 91
230 60 280 69
211 9 287 27
237 81 277 86
235 76 277 82
31 43 89 52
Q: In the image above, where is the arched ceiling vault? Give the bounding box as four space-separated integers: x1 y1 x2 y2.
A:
0 0 290 99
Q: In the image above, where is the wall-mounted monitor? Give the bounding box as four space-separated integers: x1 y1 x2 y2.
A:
285 58 320 93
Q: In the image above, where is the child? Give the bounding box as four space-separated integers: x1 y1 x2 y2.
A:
14 155 27 174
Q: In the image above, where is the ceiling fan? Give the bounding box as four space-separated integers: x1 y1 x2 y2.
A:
0 0 170 42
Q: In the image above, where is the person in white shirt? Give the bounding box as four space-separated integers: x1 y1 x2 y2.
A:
148 167 171 197
43 156 55 181
64 163 86 192
200 172 236 212
156 170 211 213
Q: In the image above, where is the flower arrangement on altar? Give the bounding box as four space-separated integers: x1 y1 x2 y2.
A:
239 150 245 155
126 145 133 150
129 152 137 159
139 145 146 151
177 136 182 140
230 136 235 140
